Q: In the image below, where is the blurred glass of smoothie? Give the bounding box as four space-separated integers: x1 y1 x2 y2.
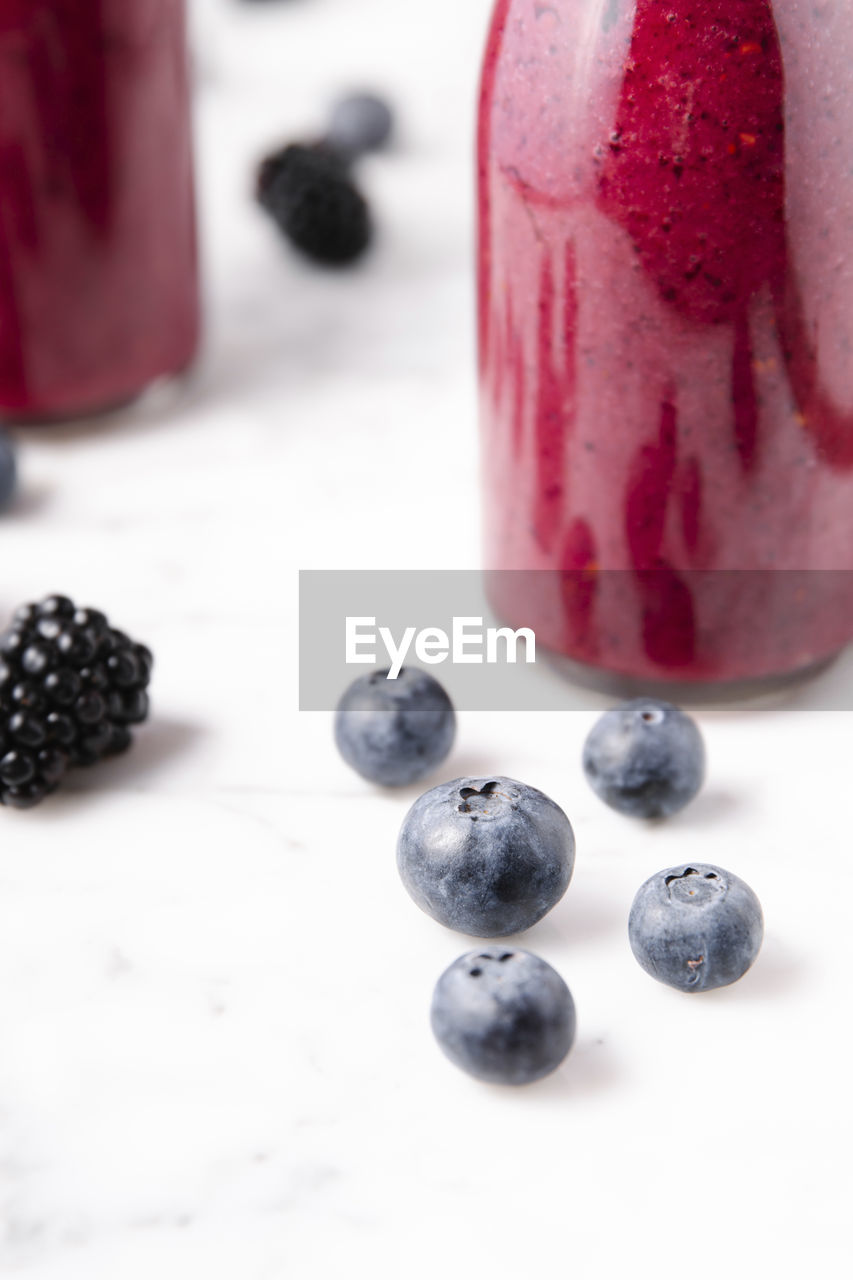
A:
0 0 199 420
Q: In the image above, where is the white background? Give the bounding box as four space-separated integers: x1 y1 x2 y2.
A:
1 0 850 1276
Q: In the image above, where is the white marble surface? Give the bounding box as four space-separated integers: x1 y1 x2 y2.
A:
1 0 851 1275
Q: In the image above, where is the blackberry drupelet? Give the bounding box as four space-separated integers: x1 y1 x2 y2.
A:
0 595 153 808
256 143 371 265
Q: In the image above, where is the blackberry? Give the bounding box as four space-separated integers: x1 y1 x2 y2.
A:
0 595 153 808
256 143 372 265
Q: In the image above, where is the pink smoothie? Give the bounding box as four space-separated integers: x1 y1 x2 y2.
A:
478 0 853 683
0 0 199 420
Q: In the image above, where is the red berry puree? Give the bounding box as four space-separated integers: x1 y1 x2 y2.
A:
478 0 853 684
0 0 199 420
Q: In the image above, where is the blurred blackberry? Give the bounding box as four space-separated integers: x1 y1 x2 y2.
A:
0 595 153 808
256 143 371 265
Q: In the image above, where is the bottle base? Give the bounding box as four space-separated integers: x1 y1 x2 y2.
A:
538 646 844 706
0 363 199 429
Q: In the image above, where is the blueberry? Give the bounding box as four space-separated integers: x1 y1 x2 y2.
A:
334 667 455 787
326 93 393 157
397 776 574 937
0 430 17 512
430 947 575 1085
629 863 763 993
582 697 705 818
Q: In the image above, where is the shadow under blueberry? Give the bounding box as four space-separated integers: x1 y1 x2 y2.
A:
699 939 806 1002
663 786 748 828
483 1035 622 1102
429 881 626 952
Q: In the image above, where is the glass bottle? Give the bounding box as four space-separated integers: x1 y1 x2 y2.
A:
0 0 199 421
478 0 853 687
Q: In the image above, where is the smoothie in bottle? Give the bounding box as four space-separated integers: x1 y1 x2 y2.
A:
0 0 199 421
478 0 853 684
